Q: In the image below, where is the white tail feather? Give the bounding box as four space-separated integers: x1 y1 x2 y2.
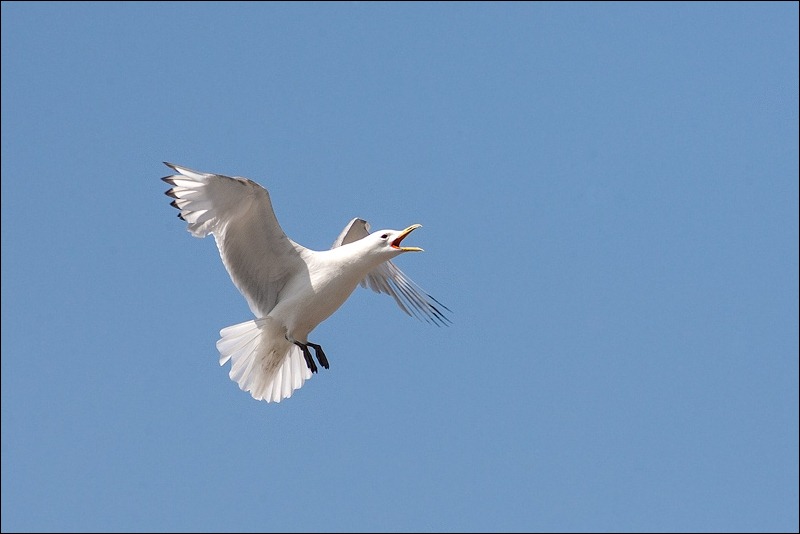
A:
216 318 313 402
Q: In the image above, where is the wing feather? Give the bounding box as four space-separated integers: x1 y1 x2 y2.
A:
162 162 308 317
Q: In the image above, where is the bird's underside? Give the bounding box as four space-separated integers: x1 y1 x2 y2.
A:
162 162 450 402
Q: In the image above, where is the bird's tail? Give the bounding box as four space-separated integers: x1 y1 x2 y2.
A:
216 317 312 402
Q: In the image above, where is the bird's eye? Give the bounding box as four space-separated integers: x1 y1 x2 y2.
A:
380 233 389 239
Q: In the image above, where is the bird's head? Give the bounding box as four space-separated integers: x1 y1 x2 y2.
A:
371 224 424 256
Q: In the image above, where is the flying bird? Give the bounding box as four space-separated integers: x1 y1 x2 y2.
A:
162 162 449 403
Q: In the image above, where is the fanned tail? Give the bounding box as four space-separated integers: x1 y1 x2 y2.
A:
216 317 312 402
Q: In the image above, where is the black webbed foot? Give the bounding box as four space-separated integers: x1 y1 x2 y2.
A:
294 342 318 373
306 342 329 369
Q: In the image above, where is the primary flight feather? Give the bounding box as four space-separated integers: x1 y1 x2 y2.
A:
162 162 449 403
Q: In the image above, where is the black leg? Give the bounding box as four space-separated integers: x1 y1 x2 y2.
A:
294 341 317 373
307 342 329 369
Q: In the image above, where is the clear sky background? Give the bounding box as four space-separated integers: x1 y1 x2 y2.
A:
2 2 798 533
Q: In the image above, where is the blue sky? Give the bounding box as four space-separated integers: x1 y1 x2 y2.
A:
2 2 798 532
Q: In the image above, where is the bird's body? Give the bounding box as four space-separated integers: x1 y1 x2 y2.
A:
162 162 448 402
268 243 386 343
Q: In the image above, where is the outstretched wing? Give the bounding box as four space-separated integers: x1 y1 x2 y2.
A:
162 162 308 318
332 217 450 326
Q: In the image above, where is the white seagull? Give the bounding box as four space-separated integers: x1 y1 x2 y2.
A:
162 162 449 403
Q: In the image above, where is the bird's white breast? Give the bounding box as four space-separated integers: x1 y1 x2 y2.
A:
270 248 375 343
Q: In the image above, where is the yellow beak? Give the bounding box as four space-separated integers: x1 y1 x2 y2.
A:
391 224 423 252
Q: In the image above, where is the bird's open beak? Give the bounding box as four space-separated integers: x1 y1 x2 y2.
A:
391 224 423 252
